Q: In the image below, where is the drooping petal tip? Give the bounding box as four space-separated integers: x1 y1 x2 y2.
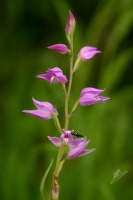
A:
47 136 61 146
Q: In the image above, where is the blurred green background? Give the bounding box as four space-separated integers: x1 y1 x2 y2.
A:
0 0 133 200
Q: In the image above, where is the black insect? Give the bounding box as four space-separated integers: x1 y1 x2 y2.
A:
71 130 84 138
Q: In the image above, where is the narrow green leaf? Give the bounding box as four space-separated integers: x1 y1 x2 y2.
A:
40 159 53 200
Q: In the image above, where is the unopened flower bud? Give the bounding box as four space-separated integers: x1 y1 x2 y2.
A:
65 11 76 42
47 44 68 54
66 11 75 33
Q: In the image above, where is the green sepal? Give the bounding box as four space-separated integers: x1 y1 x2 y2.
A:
60 83 67 95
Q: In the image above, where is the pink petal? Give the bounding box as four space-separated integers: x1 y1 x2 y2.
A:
47 136 61 146
67 141 89 159
32 98 52 109
80 87 105 98
74 149 95 158
22 109 52 120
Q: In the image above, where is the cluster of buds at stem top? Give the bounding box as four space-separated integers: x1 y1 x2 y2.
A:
65 10 76 43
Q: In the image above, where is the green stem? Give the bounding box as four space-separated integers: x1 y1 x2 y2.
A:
51 145 68 200
51 29 75 200
65 35 74 130
51 34 74 200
